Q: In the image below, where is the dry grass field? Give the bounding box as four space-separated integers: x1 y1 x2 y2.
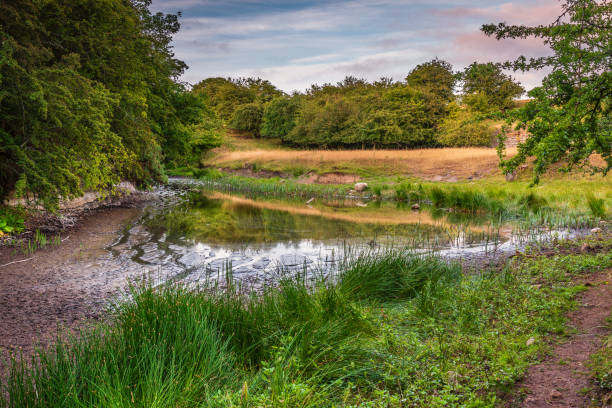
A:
211 146 518 180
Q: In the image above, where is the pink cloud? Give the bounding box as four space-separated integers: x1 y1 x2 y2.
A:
435 1 562 26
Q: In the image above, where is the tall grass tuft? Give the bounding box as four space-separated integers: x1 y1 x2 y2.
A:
586 194 607 219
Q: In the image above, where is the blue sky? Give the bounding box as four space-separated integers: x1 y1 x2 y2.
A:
151 0 559 92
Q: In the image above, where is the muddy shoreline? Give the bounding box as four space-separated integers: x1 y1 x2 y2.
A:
0 203 147 362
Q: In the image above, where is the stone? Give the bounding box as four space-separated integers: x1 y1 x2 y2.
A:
526 337 535 346
549 389 562 399
355 201 367 207
591 227 602 234
411 203 420 210
279 254 312 267
505 172 516 181
354 182 368 192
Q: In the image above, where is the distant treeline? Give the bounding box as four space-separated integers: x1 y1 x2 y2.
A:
0 0 222 209
193 60 524 149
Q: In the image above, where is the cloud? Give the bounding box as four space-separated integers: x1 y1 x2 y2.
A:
154 0 561 92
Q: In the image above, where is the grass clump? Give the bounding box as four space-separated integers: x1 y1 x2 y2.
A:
2 246 609 407
586 194 607 219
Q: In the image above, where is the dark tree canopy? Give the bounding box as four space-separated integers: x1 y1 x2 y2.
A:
0 0 220 208
482 0 611 182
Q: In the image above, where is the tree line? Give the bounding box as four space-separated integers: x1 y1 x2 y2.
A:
193 60 525 149
0 0 222 209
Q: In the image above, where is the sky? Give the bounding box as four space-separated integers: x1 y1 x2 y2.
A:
151 0 560 93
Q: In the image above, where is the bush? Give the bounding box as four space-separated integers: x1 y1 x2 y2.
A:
229 103 263 136
260 96 302 138
436 103 495 147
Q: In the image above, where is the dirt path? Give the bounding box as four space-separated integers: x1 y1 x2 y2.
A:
0 206 142 361
518 269 612 407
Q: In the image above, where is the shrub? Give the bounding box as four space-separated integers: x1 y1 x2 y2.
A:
260 96 302 138
436 103 495 147
229 103 263 136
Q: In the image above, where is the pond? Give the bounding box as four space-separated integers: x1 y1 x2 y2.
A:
104 179 578 289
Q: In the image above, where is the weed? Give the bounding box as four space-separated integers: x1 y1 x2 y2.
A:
586 194 607 218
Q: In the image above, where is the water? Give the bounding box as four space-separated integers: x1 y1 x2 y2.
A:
102 180 582 289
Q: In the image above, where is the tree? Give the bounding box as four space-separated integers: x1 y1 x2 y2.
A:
460 62 525 111
482 0 611 181
229 103 263 136
406 59 456 102
260 96 302 139
0 0 216 208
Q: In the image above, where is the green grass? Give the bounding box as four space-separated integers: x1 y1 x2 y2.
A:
586 194 607 218
588 310 612 391
0 207 25 236
3 243 610 407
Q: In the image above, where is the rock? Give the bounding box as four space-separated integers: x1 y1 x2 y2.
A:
279 254 312 267
411 203 420 210
526 337 535 346
505 172 516 181
591 227 602 234
355 201 368 207
354 182 368 192
549 389 562 399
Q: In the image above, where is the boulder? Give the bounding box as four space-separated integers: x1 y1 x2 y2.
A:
411 203 420 210
591 227 602 234
354 182 368 192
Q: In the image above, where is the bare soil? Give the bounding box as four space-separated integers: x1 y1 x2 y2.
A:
0 206 142 361
514 269 612 407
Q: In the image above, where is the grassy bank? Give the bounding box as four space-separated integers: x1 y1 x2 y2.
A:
180 173 607 227
3 235 611 407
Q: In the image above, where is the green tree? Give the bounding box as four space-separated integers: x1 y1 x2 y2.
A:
406 59 456 102
483 0 611 181
461 62 525 111
229 103 264 136
0 0 218 208
260 96 302 139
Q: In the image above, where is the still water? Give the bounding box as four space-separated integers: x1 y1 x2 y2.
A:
103 181 540 289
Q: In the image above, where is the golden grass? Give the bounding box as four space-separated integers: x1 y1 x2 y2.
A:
211 147 516 179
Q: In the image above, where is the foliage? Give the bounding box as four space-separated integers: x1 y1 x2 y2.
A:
198 63 521 149
0 207 25 235
0 0 219 209
437 102 496 147
229 103 264 136
483 0 612 182
260 96 302 138
460 62 524 112
406 58 457 120
193 77 283 122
